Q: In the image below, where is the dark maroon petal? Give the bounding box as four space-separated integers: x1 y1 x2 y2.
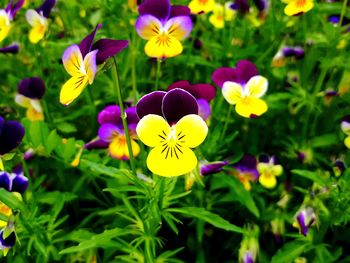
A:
85 139 109 150
37 0 56 18
167 80 191 91
11 171 28 194
0 120 25 155
125 106 140 133
201 160 229 176
138 0 171 21
235 60 258 84
0 43 19 54
188 84 216 101
18 77 46 99
92 39 129 65
98 105 121 125
169 5 191 18
136 91 166 119
0 172 11 191
79 24 102 58
212 67 237 88
162 88 198 124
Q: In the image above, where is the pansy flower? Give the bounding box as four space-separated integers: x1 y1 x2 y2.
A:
257 155 283 189
212 60 268 118
0 227 16 256
15 77 46 121
167 80 216 121
333 159 345 177
97 105 140 160
209 2 236 29
231 155 259 191
136 89 208 177
0 170 29 194
283 0 314 16
188 0 215 14
0 43 18 54
0 0 24 42
0 116 25 157
200 160 229 176
238 225 259 263
25 0 56 44
293 207 316 236
272 46 304 67
60 24 129 105
341 116 350 149
135 0 193 58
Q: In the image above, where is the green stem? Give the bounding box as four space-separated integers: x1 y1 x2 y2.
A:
154 58 162 91
220 107 233 141
131 30 138 103
112 57 137 177
41 99 52 127
339 0 349 27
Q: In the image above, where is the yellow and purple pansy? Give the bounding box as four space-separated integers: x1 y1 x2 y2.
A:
96 105 140 160
25 0 56 44
200 160 229 176
0 227 16 256
257 155 283 189
0 117 25 159
209 2 236 29
60 24 129 106
188 0 215 14
0 169 28 194
283 0 314 16
167 80 216 121
136 89 208 177
293 207 316 236
231 155 259 191
0 0 24 42
341 116 350 149
15 77 46 121
135 0 193 58
0 43 18 54
272 46 304 67
212 60 268 118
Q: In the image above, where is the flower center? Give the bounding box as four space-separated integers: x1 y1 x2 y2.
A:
199 0 208 4
158 127 185 159
156 33 171 47
295 0 306 7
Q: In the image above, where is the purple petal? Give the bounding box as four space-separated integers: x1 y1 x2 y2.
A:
0 43 19 54
136 91 166 119
282 46 305 59
169 5 191 18
297 212 308 236
162 88 198 124
6 0 24 19
125 106 139 133
92 39 129 65
0 172 11 191
235 60 259 84
328 15 340 24
201 160 229 176
79 24 102 58
18 77 46 99
168 80 190 90
0 120 25 155
0 117 4 135
233 155 259 179
231 0 249 14
253 0 267 11
98 124 122 142
11 171 28 194
98 105 121 125
197 98 211 120
138 0 171 21
85 139 109 150
168 81 216 101
212 67 237 88
243 251 254 263
0 230 16 248
37 0 56 18
258 154 270 163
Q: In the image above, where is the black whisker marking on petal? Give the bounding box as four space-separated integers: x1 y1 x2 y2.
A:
174 148 179 159
161 145 168 154
175 145 183 154
178 134 185 140
158 134 166 140
178 131 182 137
165 147 170 159
170 147 173 158
162 130 167 136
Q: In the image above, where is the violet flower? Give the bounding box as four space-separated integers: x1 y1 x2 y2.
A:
0 43 19 54
0 116 25 156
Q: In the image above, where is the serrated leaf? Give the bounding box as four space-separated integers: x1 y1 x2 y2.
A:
168 207 244 234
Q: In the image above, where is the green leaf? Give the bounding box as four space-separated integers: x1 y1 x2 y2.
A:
271 241 308 263
0 189 25 211
80 159 127 178
46 130 60 155
221 175 260 217
168 207 245 234
311 134 338 148
292 169 327 186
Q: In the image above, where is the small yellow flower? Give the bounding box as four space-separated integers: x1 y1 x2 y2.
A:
189 0 216 14
283 0 314 16
257 156 283 189
26 10 48 44
0 202 12 228
209 2 236 29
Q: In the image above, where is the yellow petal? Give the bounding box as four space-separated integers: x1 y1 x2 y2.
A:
147 144 197 176
257 163 268 174
259 173 277 188
284 0 314 16
175 114 208 148
60 74 89 105
345 136 350 149
0 11 10 42
144 35 183 58
235 97 268 118
189 0 215 14
271 164 283 176
209 14 225 29
83 50 98 84
29 24 47 44
26 106 44 121
222 81 243 105
245 75 268 98
136 115 170 147
15 94 31 108
62 45 84 77
109 136 140 160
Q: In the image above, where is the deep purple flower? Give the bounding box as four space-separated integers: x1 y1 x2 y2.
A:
200 160 229 176
253 0 267 11
84 139 110 150
231 155 259 191
167 80 216 120
0 170 28 194
0 229 16 249
282 46 305 59
328 15 350 26
18 77 46 99
4 0 24 20
243 251 254 263
333 160 346 177
0 43 19 54
0 117 25 156
230 0 250 14
295 207 316 236
36 0 56 18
